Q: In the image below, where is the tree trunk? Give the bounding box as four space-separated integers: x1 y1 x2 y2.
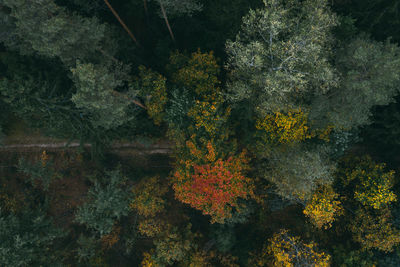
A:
104 0 141 46
158 0 175 42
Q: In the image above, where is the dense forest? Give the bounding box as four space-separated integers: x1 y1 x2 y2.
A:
1 0 400 266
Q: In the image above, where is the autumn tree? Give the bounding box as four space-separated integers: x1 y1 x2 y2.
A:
340 156 397 209
303 185 343 229
173 144 254 223
167 50 255 223
131 176 169 238
254 229 330 267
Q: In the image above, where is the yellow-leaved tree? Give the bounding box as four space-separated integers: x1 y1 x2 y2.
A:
253 229 330 267
303 185 343 229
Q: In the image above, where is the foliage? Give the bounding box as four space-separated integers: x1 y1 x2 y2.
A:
131 176 168 217
173 143 254 223
136 66 168 125
263 229 330 267
265 146 335 201
151 224 197 266
350 207 400 252
255 108 314 145
226 0 338 115
0 209 65 267
71 61 134 129
1 0 106 65
74 169 130 236
303 185 343 229
342 156 397 209
171 49 220 95
17 151 59 191
311 37 400 129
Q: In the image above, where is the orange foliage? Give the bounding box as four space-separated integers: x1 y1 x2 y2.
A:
173 149 254 223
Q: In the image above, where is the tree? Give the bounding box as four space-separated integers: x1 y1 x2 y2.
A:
303 185 343 229
341 156 397 209
350 207 400 252
167 50 255 223
0 209 65 267
70 61 135 130
225 0 338 115
74 169 130 236
1 0 106 65
255 108 315 145
17 151 59 191
310 37 400 130
258 229 330 267
173 144 254 223
131 176 168 217
263 145 335 202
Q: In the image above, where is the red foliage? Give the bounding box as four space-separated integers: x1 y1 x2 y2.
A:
173 152 253 223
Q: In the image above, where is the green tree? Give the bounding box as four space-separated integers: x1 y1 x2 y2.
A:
1 0 106 65
225 0 338 115
70 61 135 130
74 169 130 236
0 209 65 267
262 145 335 202
310 37 400 129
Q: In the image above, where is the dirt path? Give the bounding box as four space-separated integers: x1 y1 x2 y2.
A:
0 141 173 154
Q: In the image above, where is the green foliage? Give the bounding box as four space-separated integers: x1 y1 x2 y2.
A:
1 0 106 65
152 224 197 265
263 145 335 201
75 169 130 236
226 0 338 115
0 209 65 267
331 244 377 267
17 153 59 191
311 37 400 129
71 61 134 129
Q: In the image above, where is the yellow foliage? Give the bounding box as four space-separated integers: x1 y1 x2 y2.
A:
131 176 168 217
141 251 159 267
138 66 168 125
266 230 330 267
138 218 165 237
344 156 397 209
303 185 343 229
187 95 231 137
40 150 49 167
172 49 220 95
256 108 314 144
